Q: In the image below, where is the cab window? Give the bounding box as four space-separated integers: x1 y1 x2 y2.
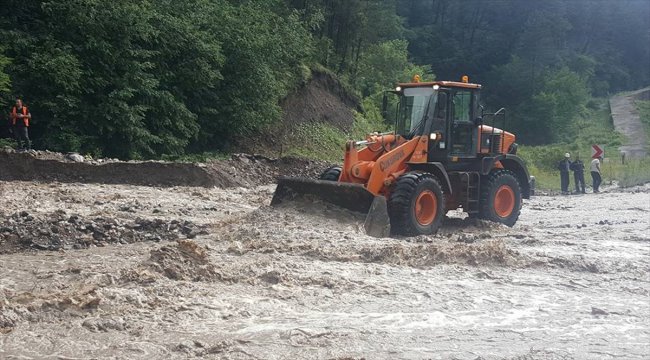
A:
450 90 475 156
396 87 435 136
432 92 448 132
452 90 472 122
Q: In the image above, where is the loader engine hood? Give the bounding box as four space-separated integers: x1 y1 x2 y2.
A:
480 125 516 154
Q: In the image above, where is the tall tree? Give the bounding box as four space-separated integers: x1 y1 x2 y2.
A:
0 50 10 96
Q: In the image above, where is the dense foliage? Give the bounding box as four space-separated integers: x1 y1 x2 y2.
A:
291 0 649 144
0 51 9 94
1 0 312 158
1 0 648 158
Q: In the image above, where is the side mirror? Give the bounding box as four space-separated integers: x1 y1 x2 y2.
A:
479 104 485 117
381 92 388 121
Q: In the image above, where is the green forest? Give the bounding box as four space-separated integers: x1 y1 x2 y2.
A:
1 0 649 159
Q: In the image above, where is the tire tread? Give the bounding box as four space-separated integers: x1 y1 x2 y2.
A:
319 166 342 181
388 172 445 235
479 169 522 226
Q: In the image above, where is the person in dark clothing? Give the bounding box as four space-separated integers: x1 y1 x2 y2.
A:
570 158 586 194
557 153 571 194
10 98 31 150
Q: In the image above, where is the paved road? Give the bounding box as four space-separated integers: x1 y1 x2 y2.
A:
610 87 650 158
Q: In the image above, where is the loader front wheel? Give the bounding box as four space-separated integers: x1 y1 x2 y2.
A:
479 170 522 226
319 166 342 181
388 172 445 236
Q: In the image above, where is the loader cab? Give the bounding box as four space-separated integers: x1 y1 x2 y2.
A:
446 87 480 158
392 80 482 163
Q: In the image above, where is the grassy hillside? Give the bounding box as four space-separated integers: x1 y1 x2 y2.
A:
276 103 387 163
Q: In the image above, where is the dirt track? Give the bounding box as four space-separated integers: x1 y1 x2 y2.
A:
1 178 648 359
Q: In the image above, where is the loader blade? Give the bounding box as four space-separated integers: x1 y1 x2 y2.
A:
363 195 391 238
271 177 391 238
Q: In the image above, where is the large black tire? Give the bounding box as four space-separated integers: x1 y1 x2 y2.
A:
388 172 445 236
319 166 342 181
479 170 522 226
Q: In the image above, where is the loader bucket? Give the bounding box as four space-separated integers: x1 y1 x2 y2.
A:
271 177 391 238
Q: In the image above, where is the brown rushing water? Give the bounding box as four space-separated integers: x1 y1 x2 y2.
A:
1 181 649 359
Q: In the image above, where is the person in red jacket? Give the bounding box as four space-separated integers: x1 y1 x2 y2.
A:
9 98 31 150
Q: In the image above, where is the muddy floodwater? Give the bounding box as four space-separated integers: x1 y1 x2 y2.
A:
1 181 649 359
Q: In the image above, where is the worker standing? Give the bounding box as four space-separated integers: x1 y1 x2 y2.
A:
590 156 602 193
9 98 31 151
557 153 571 194
570 158 586 194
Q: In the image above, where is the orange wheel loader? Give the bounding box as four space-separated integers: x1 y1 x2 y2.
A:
272 76 534 237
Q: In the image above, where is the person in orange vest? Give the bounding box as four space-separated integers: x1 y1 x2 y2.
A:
9 98 31 150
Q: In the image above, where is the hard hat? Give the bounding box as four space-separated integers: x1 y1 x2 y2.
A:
565 153 570 158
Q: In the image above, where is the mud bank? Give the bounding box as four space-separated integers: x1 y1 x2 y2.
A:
0 210 206 254
0 150 330 188
1 181 649 359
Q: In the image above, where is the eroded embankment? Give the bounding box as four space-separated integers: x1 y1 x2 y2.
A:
0 150 330 188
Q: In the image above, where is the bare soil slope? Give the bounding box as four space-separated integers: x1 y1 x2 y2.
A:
280 70 361 132
236 70 362 156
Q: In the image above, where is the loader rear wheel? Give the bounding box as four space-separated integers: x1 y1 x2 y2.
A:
388 172 445 236
479 170 522 226
319 166 342 181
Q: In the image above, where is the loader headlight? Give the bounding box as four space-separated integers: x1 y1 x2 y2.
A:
395 86 402 92
430 133 437 140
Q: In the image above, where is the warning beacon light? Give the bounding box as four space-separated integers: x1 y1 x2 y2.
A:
461 75 469 83
412 74 421 83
